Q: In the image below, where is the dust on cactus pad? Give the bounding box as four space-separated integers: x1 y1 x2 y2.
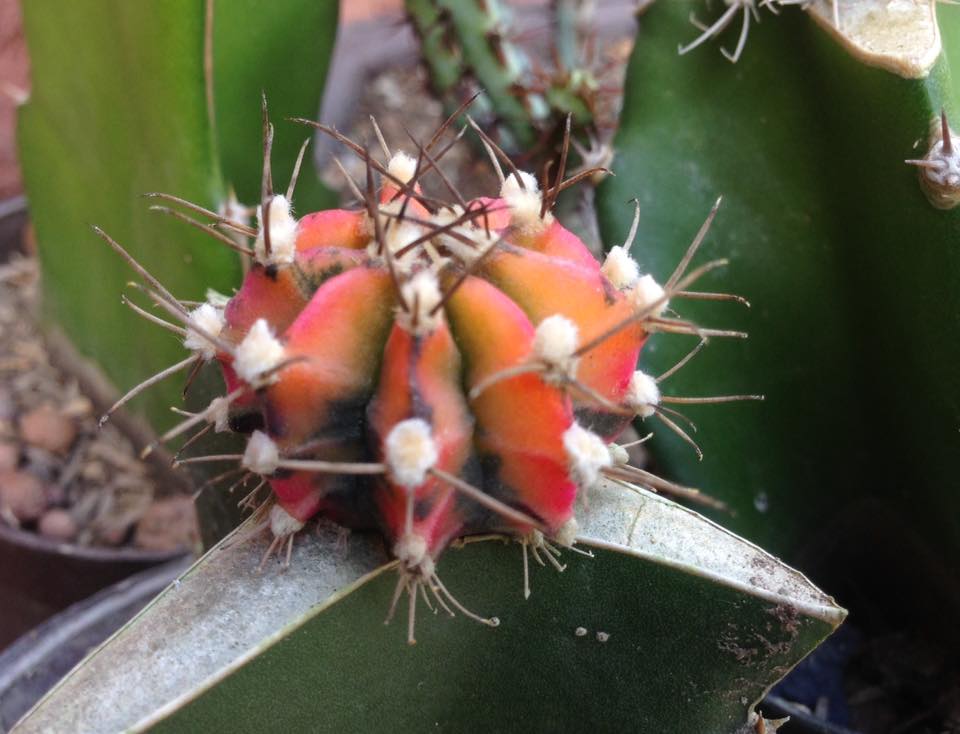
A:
95 99 759 644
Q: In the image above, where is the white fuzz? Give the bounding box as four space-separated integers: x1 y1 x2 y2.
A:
269 504 304 538
629 273 668 317
254 194 298 266
626 370 661 419
396 270 443 336
242 430 280 476
607 442 630 466
500 170 550 234
205 288 231 309
563 422 612 488
219 189 250 230
393 533 435 576
554 516 579 548
432 207 498 264
532 315 580 382
387 151 418 185
183 303 225 360
601 246 640 290
233 318 285 385
385 418 438 489
367 199 426 272
208 396 231 433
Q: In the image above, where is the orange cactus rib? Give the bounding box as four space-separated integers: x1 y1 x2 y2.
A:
445 276 576 533
494 209 599 271
468 197 512 231
223 266 306 344
369 320 475 556
295 209 370 251
265 267 396 447
480 245 646 437
224 248 370 343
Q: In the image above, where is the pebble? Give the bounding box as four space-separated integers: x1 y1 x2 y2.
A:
19 405 77 454
80 460 107 483
134 496 199 552
38 508 78 542
0 470 48 522
0 442 18 472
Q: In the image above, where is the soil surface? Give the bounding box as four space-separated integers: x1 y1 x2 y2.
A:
0 255 198 553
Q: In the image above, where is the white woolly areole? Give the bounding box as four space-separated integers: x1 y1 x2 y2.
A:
254 194 298 266
554 516 579 548
393 533 435 576
629 273 668 317
183 303 225 360
500 170 550 234
627 370 661 418
924 137 960 187
205 288 231 309
563 422 612 488
432 207 499 264
607 442 630 466
532 315 580 382
242 430 280 476
396 270 443 336
269 504 304 538
367 199 426 272
208 396 231 433
385 418 438 489
387 151 418 185
601 246 640 290
233 318 285 385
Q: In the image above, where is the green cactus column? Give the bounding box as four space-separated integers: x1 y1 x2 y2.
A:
598 1 960 619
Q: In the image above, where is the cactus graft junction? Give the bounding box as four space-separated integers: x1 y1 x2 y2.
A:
97 99 759 643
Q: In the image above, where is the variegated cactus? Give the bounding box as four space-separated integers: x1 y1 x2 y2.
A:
97 102 756 643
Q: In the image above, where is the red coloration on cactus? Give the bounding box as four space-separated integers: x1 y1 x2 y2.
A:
369 320 474 559
445 276 576 534
481 247 644 438
101 108 751 643
512 217 600 271
295 209 368 251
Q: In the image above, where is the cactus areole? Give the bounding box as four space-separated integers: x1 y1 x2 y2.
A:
98 105 755 643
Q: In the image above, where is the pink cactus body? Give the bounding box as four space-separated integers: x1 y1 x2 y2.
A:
203 161 652 564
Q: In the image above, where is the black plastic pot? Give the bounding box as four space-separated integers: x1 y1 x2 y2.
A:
0 557 189 732
0 523 186 649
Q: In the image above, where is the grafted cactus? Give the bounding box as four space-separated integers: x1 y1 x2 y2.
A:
96 103 757 641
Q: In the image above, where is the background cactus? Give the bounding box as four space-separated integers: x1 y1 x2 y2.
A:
405 0 606 157
599 0 960 595
596 3 960 721
16 0 339 432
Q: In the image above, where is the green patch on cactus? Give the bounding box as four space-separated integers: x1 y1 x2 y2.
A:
10 480 845 734
598 1 960 614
